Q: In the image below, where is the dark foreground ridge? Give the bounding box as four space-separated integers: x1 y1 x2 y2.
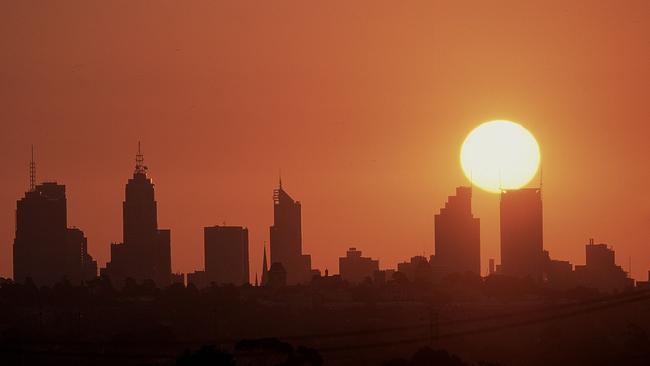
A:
1 275 650 366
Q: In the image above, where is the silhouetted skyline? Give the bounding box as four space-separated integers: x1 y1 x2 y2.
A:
9 146 642 290
2 2 649 365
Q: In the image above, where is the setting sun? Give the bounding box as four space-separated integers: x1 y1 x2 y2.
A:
460 120 541 193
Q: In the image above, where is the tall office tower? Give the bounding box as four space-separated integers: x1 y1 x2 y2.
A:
14 182 68 285
204 225 249 285
102 144 171 287
434 186 480 276
269 179 312 284
13 151 97 285
499 188 544 281
339 247 379 284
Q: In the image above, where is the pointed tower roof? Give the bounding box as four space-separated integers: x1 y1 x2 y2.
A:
261 243 269 286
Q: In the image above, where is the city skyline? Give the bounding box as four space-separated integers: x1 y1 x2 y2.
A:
0 1 648 283
2 2 649 365
5 144 641 285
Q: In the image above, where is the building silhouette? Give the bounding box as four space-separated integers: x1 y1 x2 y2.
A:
187 270 208 289
267 262 287 288
499 188 544 281
170 272 185 285
397 256 432 282
339 247 379 284
204 225 249 286
66 227 98 283
269 179 312 284
102 144 172 287
574 238 633 292
13 152 97 285
543 250 574 289
434 186 480 276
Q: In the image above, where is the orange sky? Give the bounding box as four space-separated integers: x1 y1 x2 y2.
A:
1 0 648 281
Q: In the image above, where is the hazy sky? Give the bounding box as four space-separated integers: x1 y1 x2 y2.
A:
1 0 648 281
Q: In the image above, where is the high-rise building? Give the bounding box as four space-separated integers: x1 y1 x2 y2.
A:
13 151 97 285
269 180 312 284
434 186 480 276
204 225 249 285
339 247 379 284
499 188 544 281
14 182 67 285
102 144 171 287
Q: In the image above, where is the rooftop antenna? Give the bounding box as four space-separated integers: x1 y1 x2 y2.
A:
539 164 544 199
498 168 503 193
629 256 632 278
279 168 282 189
135 141 147 174
29 145 36 191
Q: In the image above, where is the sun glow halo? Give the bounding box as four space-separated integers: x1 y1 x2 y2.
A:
460 120 540 193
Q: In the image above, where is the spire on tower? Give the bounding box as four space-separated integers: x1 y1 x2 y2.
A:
279 169 282 189
29 145 36 192
135 141 147 175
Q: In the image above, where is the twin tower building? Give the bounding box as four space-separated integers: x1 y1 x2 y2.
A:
12 146 314 287
435 186 544 280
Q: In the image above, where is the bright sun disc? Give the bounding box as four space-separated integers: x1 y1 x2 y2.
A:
460 120 540 193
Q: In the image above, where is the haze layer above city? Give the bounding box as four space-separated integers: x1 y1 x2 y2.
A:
0 0 648 280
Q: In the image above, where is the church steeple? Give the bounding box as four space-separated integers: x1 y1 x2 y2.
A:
261 243 269 286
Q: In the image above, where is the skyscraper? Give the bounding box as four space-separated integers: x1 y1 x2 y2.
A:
434 186 480 276
102 144 171 287
499 188 544 281
269 179 312 284
204 225 249 285
14 182 67 285
13 151 97 285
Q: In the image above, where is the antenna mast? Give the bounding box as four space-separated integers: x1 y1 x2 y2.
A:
29 145 36 191
539 164 544 199
135 141 147 175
